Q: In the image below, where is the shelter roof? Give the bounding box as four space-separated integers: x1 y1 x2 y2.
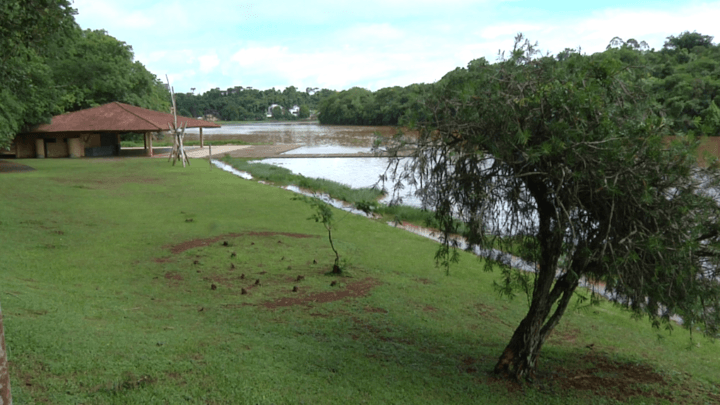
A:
26 102 220 133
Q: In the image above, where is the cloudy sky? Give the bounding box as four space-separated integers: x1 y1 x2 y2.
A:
72 0 720 94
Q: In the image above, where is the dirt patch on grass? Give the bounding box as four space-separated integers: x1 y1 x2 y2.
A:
548 353 670 402
364 306 388 314
167 231 316 254
164 272 183 281
164 272 184 286
262 277 380 309
547 327 581 345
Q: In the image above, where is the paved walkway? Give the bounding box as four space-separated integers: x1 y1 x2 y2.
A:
148 144 303 159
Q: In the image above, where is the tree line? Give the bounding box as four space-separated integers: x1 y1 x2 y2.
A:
317 31 720 135
174 86 335 122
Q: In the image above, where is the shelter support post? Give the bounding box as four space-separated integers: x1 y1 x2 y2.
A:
148 132 153 157
200 127 204 148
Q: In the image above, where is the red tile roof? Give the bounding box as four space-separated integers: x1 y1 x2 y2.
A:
26 102 220 133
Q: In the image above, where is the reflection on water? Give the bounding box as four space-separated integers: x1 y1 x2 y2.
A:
281 146 373 155
258 157 420 206
193 123 419 204
184 123 397 147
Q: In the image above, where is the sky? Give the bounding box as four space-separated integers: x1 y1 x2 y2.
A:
72 0 720 94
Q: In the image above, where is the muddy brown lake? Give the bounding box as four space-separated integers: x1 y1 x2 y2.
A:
184 122 398 148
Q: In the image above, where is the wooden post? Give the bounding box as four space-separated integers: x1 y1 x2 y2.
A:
148 132 154 157
0 303 12 405
200 127 204 148
143 133 147 150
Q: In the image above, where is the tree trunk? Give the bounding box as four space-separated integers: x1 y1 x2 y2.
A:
494 176 579 381
494 274 578 381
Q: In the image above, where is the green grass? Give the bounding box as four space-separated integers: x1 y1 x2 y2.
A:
1 158 719 404
220 157 536 261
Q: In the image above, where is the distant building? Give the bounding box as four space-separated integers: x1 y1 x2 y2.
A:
266 104 301 118
267 104 283 118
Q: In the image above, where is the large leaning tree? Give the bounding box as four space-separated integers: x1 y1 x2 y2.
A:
381 36 720 381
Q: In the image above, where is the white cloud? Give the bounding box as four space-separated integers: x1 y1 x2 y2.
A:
72 0 720 94
198 53 221 73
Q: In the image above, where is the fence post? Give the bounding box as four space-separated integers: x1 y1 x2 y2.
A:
0 303 12 405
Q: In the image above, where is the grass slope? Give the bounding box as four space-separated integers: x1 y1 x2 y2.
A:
0 158 718 404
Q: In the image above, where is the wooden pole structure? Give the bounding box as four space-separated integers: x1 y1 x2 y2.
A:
166 74 189 167
0 303 12 405
148 132 153 157
200 127 204 148
178 122 189 167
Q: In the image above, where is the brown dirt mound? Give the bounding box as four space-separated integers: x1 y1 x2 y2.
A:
263 277 380 309
0 160 35 173
167 231 316 254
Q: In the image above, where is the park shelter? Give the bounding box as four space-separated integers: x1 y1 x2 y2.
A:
11 102 220 158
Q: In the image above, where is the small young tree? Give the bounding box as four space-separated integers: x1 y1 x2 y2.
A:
382 35 720 381
295 196 342 274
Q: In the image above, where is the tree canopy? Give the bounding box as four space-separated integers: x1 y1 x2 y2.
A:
49 29 170 113
0 0 77 148
317 84 430 126
382 35 720 381
0 1 170 149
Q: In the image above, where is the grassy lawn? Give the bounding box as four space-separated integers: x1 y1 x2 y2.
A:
1 158 719 404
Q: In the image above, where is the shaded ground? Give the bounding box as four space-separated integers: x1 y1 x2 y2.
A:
550 353 669 402
0 160 35 173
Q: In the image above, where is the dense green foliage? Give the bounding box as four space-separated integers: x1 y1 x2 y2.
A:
49 29 170 113
382 35 720 380
317 84 430 125
175 86 334 121
0 0 77 148
0 1 169 149
606 31 720 136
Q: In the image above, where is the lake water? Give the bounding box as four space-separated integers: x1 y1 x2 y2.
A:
189 123 421 205
184 122 398 147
